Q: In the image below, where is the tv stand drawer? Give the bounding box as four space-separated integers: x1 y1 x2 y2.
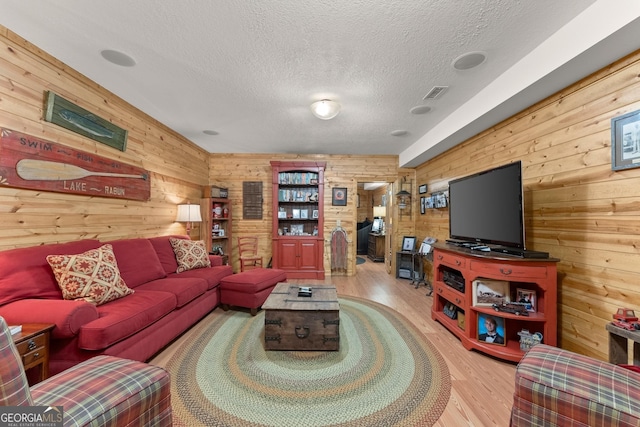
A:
469 261 549 279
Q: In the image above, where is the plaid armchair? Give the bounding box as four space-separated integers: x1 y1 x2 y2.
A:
511 344 640 426
0 317 172 426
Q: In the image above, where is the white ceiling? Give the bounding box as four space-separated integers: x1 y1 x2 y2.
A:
2 1 640 167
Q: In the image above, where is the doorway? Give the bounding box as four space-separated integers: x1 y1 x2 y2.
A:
357 182 390 272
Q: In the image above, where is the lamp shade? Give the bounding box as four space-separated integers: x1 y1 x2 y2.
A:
373 206 386 218
310 99 340 120
176 204 202 223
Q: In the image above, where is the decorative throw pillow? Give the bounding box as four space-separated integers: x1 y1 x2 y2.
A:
46 244 134 305
169 238 211 273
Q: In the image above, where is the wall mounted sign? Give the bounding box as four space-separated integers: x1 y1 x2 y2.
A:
0 128 150 201
44 91 128 151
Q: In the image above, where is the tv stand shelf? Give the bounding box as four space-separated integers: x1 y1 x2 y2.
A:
431 244 558 362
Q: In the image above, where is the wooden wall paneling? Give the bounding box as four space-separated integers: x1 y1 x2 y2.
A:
415 48 640 362
208 153 398 275
0 25 209 250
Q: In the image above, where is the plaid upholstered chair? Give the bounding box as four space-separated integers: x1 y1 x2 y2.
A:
0 317 172 426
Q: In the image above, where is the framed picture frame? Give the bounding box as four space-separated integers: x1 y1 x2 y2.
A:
420 196 426 214
312 209 319 219
290 224 304 235
332 187 347 206
278 210 287 219
402 236 416 252
292 209 300 219
300 209 309 219
472 279 510 307
419 184 428 194
477 313 506 346
516 288 536 312
611 109 640 170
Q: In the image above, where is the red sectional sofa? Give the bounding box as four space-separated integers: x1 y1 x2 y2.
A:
0 235 233 375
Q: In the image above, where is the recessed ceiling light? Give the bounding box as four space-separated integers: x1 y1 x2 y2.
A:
410 105 432 115
203 130 219 136
390 130 408 137
452 51 486 70
100 49 136 67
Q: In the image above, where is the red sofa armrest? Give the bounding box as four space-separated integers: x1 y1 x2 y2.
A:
0 299 99 339
209 255 223 266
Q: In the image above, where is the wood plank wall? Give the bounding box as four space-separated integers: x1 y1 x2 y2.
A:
207 154 397 276
415 49 640 362
0 26 209 249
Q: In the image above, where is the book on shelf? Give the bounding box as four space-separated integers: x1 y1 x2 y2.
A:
9 325 22 335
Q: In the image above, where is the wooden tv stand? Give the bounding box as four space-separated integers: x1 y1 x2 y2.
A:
431 244 558 362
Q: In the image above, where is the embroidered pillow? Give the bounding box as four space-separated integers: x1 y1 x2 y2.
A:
46 244 134 305
169 238 211 273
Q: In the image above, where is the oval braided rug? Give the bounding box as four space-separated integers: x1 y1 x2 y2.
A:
166 296 451 426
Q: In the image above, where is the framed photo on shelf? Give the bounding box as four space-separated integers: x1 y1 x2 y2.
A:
332 187 347 206
402 236 416 252
472 279 510 307
611 109 640 171
300 209 309 219
278 211 287 219
516 288 536 312
290 224 304 235
312 209 319 219
477 313 506 346
292 209 301 219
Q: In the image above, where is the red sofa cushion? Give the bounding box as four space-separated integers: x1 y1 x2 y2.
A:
170 265 233 290
0 240 101 306
79 290 176 350
148 235 188 275
108 238 167 288
135 277 208 307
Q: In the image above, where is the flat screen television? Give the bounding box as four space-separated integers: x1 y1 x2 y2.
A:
448 161 525 249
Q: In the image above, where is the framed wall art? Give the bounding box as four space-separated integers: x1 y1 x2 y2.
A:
611 109 640 170
402 236 416 251
477 313 506 346
332 187 347 206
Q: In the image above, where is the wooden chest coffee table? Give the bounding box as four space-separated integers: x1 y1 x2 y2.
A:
262 283 340 351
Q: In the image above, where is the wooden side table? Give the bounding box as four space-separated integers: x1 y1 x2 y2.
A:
12 323 55 384
606 322 640 365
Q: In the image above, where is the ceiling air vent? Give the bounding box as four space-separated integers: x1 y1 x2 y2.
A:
423 86 448 100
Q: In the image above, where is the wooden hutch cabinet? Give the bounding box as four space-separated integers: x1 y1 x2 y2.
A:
201 191 232 264
431 244 558 362
270 161 325 279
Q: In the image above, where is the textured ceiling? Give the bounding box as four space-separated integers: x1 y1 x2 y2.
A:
2 1 640 167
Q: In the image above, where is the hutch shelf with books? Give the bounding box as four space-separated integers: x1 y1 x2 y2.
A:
201 191 231 264
270 161 325 279
431 244 558 362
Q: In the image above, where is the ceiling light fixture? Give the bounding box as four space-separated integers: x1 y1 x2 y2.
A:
310 99 340 120
203 130 219 135
390 130 408 137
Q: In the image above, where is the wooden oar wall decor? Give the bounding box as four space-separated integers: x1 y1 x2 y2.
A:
0 128 151 201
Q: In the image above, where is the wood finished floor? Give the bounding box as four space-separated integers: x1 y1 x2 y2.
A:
150 257 516 426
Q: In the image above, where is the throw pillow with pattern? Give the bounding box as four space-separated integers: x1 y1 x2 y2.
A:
169 238 211 273
46 244 134 305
